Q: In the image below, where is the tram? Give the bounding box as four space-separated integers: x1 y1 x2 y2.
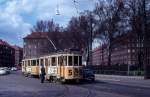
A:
22 50 83 82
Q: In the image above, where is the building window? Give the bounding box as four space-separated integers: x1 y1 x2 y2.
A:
128 49 130 53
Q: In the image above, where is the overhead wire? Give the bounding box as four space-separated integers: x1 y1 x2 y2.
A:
56 0 60 15
73 0 79 14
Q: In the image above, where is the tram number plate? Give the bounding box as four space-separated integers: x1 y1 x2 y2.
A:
68 70 72 76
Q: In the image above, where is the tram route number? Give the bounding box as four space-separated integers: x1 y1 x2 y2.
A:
68 69 79 76
68 70 72 76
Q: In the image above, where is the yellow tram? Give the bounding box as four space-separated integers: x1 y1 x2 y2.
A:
22 51 83 82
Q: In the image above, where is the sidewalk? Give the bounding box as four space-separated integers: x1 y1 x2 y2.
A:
95 74 150 88
95 74 144 80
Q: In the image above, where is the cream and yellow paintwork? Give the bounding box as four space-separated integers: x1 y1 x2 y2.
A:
22 51 83 81
57 66 82 80
30 66 39 75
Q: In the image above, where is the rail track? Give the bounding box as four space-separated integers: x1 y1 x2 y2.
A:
55 83 94 97
85 88 93 97
57 84 70 97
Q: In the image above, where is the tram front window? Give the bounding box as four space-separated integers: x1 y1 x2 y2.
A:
68 56 73 66
40 59 44 66
79 56 82 66
64 56 67 65
37 60 39 66
32 60 36 66
45 59 48 66
28 60 30 66
74 56 78 66
52 57 56 66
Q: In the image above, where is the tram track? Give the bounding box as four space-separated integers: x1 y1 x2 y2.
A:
57 84 70 97
85 88 93 97
56 83 94 97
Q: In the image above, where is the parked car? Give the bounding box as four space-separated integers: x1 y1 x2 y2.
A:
82 69 95 82
11 67 17 71
0 68 8 75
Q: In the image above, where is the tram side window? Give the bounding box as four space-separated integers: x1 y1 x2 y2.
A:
52 57 56 66
28 60 30 66
74 56 78 66
37 60 39 66
64 56 67 66
40 59 44 66
68 56 72 66
79 56 82 66
33 60 36 66
24 61 27 67
45 59 48 66
58 57 62 66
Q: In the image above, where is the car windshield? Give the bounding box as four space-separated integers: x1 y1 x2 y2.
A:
84 69 94 74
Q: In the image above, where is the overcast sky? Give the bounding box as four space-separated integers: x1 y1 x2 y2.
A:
0 0 96 46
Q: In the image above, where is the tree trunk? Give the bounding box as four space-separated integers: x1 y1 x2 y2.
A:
107 40 112 66
142 0 150 79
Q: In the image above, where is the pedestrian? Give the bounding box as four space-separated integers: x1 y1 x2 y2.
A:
40 65 46 83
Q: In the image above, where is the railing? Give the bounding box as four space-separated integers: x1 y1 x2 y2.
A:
94 70 144 76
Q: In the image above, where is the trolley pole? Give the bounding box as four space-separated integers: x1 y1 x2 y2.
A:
46 36 57 51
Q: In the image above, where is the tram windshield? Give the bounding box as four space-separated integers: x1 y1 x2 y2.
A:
58 56 67 66
32 60 36 66
45 58 48 66
37 59 39 66
79 56 82 66
74 56 78 66
68 56 73 66
28 60 30 66
52 57 56 66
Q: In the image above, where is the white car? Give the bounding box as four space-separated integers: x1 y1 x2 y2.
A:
11 67 17 71
0 68 7 75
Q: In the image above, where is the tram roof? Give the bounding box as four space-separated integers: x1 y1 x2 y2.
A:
44 50 82 57
23 50 82 60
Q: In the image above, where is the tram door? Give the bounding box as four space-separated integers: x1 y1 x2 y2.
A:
58 56 66 78
45 58 48 75
39 59 44 74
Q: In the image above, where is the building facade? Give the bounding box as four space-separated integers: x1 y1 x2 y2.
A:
0 39 15 67
12 45 23 66
92 33 149 69
23 32 56 59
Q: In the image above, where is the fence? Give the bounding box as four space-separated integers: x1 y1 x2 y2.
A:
87 65 144 76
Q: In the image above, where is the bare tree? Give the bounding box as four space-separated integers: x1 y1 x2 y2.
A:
31 19 61 33
126 0 150 78
94 0 126 65
30 20 47 32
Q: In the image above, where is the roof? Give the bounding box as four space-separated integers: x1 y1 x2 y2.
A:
0 39 22 51
12 45 23 51
0 39 11 47
24 32 48 39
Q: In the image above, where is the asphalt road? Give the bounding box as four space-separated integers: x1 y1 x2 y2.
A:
0 71 150 97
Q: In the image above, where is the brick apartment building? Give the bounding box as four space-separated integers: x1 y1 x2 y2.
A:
92 33 150 69
12 45 23 66
23 32 56 59
0 39 15 67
